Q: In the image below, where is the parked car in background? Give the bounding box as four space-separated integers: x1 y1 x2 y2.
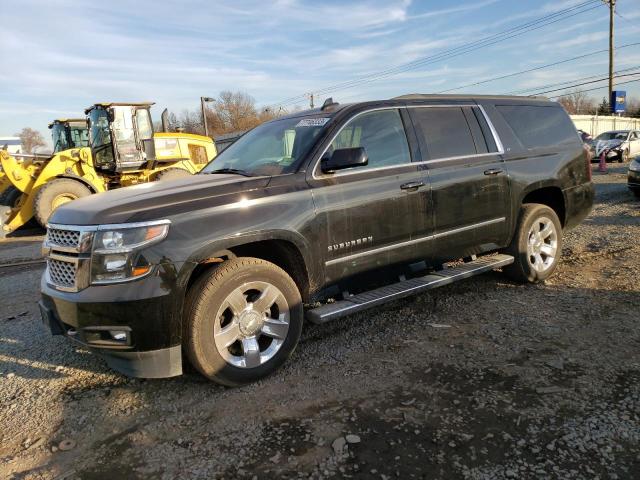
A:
628 157 640 198
590 130 640 163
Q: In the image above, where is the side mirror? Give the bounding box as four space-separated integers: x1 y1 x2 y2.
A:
321 147 368 173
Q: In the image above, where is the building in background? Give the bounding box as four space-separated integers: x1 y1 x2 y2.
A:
0 137 22 154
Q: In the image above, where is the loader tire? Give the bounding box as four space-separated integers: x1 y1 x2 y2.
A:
34 179 92 227
0 186 22 208
155 168 192 181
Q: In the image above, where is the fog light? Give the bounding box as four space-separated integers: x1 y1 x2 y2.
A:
110 330 128 342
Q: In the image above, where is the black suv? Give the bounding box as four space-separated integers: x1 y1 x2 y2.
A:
39 95 594 385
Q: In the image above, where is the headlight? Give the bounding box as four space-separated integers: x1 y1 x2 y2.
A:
91 220 170 284
630 161 640 172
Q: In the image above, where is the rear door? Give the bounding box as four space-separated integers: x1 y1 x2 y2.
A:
307 108 429 284
408 104 510 261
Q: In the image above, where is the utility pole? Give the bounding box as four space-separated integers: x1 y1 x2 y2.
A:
200 96 214 137
605 0 615 113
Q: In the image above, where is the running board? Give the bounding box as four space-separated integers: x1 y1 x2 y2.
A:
306 254 514 324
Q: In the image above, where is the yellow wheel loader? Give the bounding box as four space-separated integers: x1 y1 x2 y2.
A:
0 118 88 205
49 118 89 153
0 102 216 237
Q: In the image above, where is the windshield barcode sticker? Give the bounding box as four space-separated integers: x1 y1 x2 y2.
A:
296 118 330 127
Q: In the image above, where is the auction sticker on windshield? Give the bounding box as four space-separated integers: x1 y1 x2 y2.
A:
296 118 330 127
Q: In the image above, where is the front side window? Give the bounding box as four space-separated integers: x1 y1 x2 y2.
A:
136 109 153 140
327 109 411 170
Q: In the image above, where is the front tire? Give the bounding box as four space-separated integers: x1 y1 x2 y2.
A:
0 186 22 208
183 257 303 386
503 204 562 283
621 150 629 163
33 179 92 227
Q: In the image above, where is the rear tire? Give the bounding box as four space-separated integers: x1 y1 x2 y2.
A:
155 168 192 181
503 204 562 283
34 179 92 227
0 186 22 208
183 257 303 386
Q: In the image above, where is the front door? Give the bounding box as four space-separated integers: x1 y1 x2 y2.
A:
408 105 510 261
307 108 429 284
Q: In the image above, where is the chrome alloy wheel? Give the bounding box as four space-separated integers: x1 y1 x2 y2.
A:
213 281 290 368
526 216 558 273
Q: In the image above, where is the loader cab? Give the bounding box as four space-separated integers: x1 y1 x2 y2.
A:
48 119 89 153
86 103 156 172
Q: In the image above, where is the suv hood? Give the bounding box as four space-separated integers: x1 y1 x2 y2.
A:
49 174 271 226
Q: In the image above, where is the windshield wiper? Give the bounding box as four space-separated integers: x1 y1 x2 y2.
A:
206 168 254 177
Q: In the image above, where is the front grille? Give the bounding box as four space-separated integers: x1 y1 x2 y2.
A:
48 258 77 289
48 228 81 248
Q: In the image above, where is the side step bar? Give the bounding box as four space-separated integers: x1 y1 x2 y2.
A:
306 254 514 324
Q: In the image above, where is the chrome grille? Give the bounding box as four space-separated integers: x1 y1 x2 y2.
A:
48 228 80 248
48 258 77 289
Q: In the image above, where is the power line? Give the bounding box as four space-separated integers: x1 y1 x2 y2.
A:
437 42 640 94
269 0 603 109
552 76 640 98
528 71 640 96
274 0 602 108
507 65 640 95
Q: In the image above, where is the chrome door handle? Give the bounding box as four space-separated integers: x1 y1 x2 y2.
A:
484 168 504 176
400 181 425 191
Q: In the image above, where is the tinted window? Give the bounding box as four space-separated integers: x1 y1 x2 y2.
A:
329 109 411 170
411 107 478 159
497 105 579 149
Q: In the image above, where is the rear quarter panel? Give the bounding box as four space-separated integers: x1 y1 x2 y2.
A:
480 102 593 233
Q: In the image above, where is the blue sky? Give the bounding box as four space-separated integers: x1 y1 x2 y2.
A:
1 0 639 144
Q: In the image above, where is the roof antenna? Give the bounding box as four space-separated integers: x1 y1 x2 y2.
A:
321 97 339 111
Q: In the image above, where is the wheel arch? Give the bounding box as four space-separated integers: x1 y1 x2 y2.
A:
183 233 315 303
55 174 101 193
520 184 566 227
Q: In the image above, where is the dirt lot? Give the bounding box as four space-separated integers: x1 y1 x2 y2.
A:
1 164 639 480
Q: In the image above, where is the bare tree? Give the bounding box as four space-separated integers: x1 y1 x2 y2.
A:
15 127 46 154
557 90 595 115
177 109 204 135
163 91 290 138
212 91 261 133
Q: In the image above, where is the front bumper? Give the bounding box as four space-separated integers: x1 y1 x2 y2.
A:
628 169 640 192
39 267 184 378
590 148 623 162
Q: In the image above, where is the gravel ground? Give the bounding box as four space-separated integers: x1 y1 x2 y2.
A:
0 163 638 480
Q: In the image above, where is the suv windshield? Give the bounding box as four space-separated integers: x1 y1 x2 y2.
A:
201 115 330 176
595 131 628 141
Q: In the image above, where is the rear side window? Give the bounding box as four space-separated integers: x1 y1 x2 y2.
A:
411 107 496 160
496 105 579 149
